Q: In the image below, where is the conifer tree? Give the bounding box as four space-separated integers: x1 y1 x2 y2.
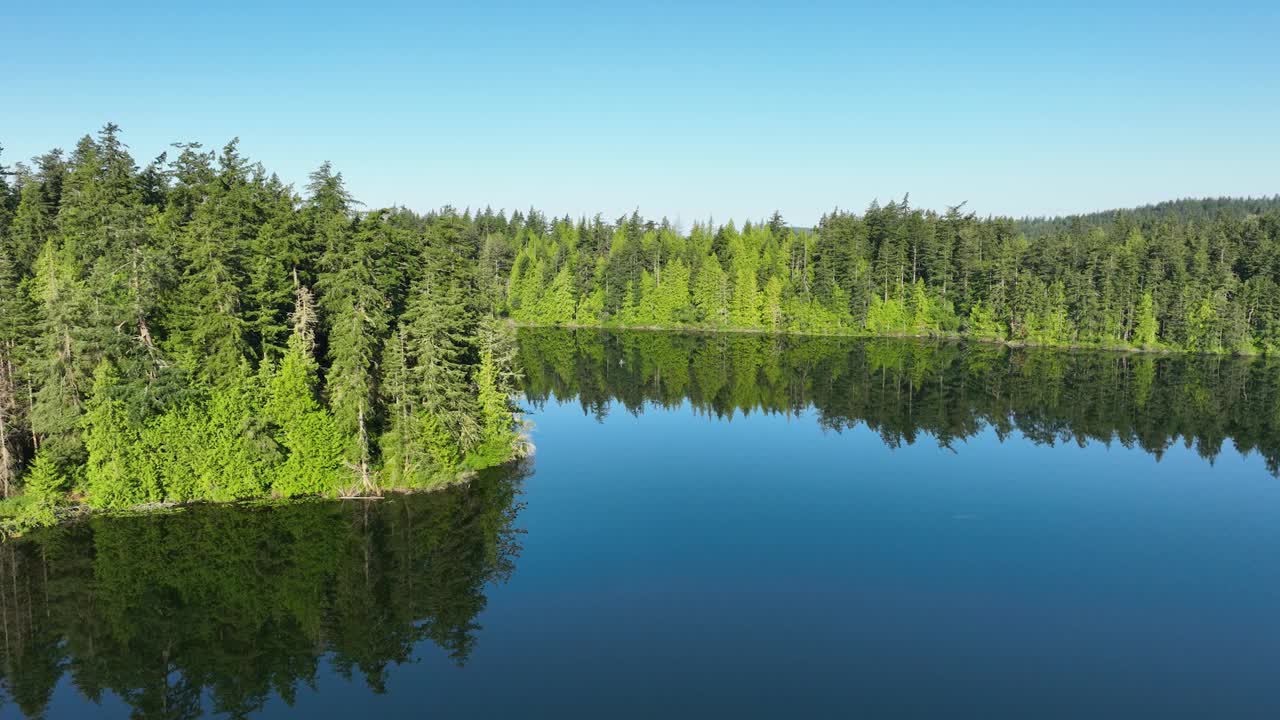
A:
693 255 728 325
168 144 257 384
268 281 345 496
83 361 149 508
9 172 57 276
474 316 521 463
760 275 785 331
246 180 307 360
28 240 92 474
0 201 36 495
19 450 64 526
654 258 692 326
319 213 390 491
1133 291 1159 348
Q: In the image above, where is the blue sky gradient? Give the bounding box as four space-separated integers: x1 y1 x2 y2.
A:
3 1 1277 224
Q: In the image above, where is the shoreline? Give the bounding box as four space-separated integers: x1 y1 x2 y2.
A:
2 443 535 540
508 320 1253 357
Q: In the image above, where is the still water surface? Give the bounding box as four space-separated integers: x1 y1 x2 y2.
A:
2 329 1278 718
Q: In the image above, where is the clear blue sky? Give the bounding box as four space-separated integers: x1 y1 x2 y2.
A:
3 1 1277 225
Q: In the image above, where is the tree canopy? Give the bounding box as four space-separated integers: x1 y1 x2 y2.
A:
2 125 1278 527
0 126 525 530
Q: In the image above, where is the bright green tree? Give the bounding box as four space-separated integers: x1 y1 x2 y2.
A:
693 256 728 325
1133 291 1159 348
268 284 345 497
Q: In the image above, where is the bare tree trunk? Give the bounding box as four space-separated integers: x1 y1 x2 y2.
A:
28 383 38 452
0 406 11 499
0 352 13 498
357 404 374 493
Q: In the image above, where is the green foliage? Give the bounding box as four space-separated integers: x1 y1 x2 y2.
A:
184 365 276 500
267 345 345 497
576 285 605 324
472 317 523 466
83 362 153 509
496 197 1280 360
538 263 577 324
1184 293 1220 352
965 301 1006 341
5 451 66 531
4 122 1279 513
692 255 729 325
1133 292 1159 348
760 275 785 330
865 294 907 335
0 128 523 511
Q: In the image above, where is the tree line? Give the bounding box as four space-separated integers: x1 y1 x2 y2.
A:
2 124 1277 521
504 197 1280 354
0 125 524 526
518 328 1280 474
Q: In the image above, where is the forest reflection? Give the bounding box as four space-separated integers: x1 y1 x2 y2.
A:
518 327 1280 472
0 462 527 719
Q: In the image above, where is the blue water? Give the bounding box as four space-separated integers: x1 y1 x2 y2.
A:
456 399 1277 718
6 335 1280 718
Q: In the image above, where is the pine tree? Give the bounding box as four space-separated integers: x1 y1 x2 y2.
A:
693 254 728 325
965 301 1005 341
0 202 36 495
268 282 345 496
83 361 150 508
383 211 482 483
539 263 576 324
245 179 307 360
473 316 521 464
760 275 784 330
168 145 257 384
654 258 692 326
377 324 419 487
728 240 761 328
1133 291 1159 348
20 450 64 526
28 240 92 474
319 213 390 491
9 173 56 276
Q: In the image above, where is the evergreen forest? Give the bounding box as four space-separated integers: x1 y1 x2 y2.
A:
0 126 525 531
2 124 1279 529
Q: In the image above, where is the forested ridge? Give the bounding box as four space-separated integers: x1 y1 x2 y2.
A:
0 126 524 531
1 124 1278 528
505 196 1280 355
1017 196 1280 239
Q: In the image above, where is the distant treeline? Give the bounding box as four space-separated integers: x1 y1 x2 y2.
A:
0 126 523 527
518 328 1280 473
503 196 1280 355
1017 196 1280 238
0 465 525 718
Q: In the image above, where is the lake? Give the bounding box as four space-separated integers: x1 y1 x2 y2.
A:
2 328 1279 718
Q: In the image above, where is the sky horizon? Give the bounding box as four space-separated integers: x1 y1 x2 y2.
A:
3 1 1277 226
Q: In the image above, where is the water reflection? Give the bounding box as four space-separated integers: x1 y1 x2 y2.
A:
0 462 527 718
518 327 1280 473
4 329 1280 718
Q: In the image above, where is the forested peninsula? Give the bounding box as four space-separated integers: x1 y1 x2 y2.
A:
1 125 1279 531
0 126 525 532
